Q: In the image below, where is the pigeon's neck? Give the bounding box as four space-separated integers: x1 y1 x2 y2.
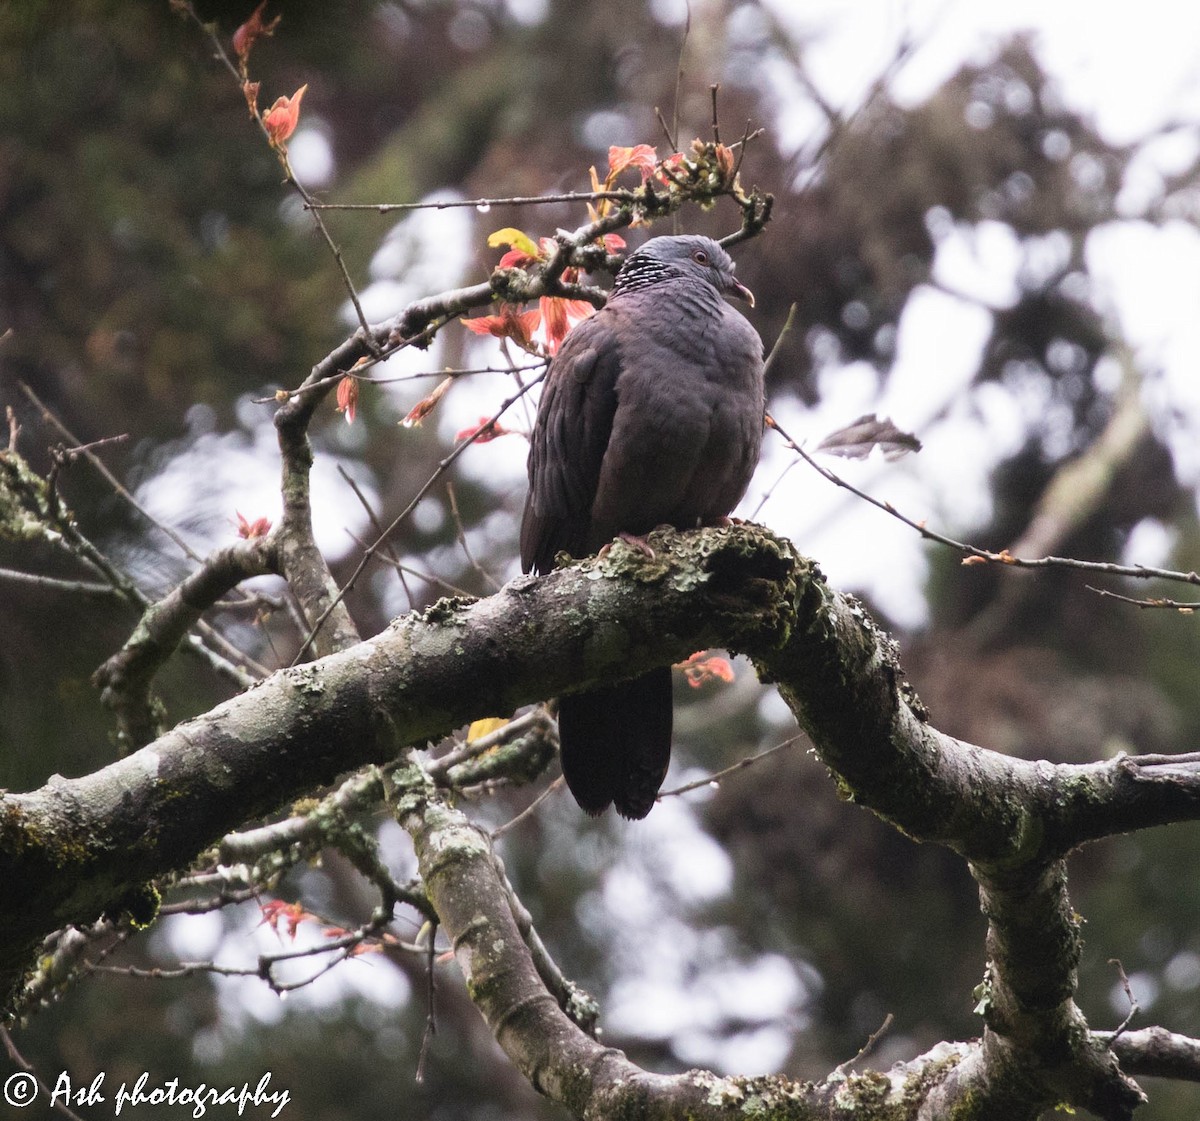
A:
612 259 723 311
611 255 675 297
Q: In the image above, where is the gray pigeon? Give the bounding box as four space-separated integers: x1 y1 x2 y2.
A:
520 234 765 818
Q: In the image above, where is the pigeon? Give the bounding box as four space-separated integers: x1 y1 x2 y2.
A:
520 234 765 818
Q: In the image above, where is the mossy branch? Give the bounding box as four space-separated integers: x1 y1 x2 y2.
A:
4 523 1200 1115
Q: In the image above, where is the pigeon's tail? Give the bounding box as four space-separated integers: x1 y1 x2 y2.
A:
557 667 673 820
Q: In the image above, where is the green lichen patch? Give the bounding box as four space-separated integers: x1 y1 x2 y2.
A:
0 450 64 545
420 595 478 624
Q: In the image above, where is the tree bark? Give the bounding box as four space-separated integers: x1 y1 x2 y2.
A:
4 522 1199 1116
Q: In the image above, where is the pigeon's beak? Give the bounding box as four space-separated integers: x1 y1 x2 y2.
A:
727 277 756 308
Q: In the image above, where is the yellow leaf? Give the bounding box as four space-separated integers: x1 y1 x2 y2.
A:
487 228 539 258
466 717 509 742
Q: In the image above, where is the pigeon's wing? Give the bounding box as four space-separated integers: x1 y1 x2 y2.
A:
520 309 622 574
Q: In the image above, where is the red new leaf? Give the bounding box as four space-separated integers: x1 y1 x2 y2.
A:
401 376 453 428
232 1 280 68
655 151 686 184
336 374 359 425
608 143 658 182
539 293 594 354
455 416 515 444
677 652 736 689
258 900 309 941
262 84 307 147
235 510 272 539
460 305 541 350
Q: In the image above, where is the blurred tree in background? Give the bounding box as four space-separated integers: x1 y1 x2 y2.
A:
3 1 1200 1119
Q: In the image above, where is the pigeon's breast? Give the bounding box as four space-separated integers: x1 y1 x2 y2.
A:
590 292 764 535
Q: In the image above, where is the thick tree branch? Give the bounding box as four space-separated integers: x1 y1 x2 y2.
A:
402 787 958 1120
5 523 1198 1115
1097 1027 1200 1082
0 524 793 1012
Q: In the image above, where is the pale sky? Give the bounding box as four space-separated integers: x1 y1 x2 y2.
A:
741 0 1200 626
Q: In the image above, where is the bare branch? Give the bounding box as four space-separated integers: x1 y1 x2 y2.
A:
447 481 501 592
93 535 278 752
305 190 638 214
772 413 1200 591
659 733 803 799
0 567 122 599
490 777 563 839
1088 586 1200 611
1096 1026 1200 1082
18 380 204 566
834 1012 895 1076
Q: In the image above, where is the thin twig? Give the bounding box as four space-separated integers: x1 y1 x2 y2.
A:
159 886 259 915
731 118 755 180
88 927 385 992
659 734 804 799
672 0 691 152
1 1027 88 1121
337 463 414 605
1087 587 1200 611
306 190 638 214
762 302 798 381
253 362 545 403
415 922 438 1084
291 373 545 663
344 533 476 598
1108 958 1140 1043
491 777 565 840
5 403 19 451
447 481 500 592
0 567 123 598
834 1013 895 1076
654 106 678 153
19 380 204 565
283 156 379 352
178 2 377 348
771 413 1200 590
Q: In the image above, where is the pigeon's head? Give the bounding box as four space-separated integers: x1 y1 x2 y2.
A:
614 235 755 307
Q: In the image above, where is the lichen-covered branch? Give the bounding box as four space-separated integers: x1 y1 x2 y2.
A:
401 782 943 1120
1098 1027 1200 1082
92 535 279 752
0 524 793 1014
5 523 1200 1116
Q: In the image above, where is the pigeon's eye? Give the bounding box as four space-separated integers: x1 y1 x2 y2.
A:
691 249 710 265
